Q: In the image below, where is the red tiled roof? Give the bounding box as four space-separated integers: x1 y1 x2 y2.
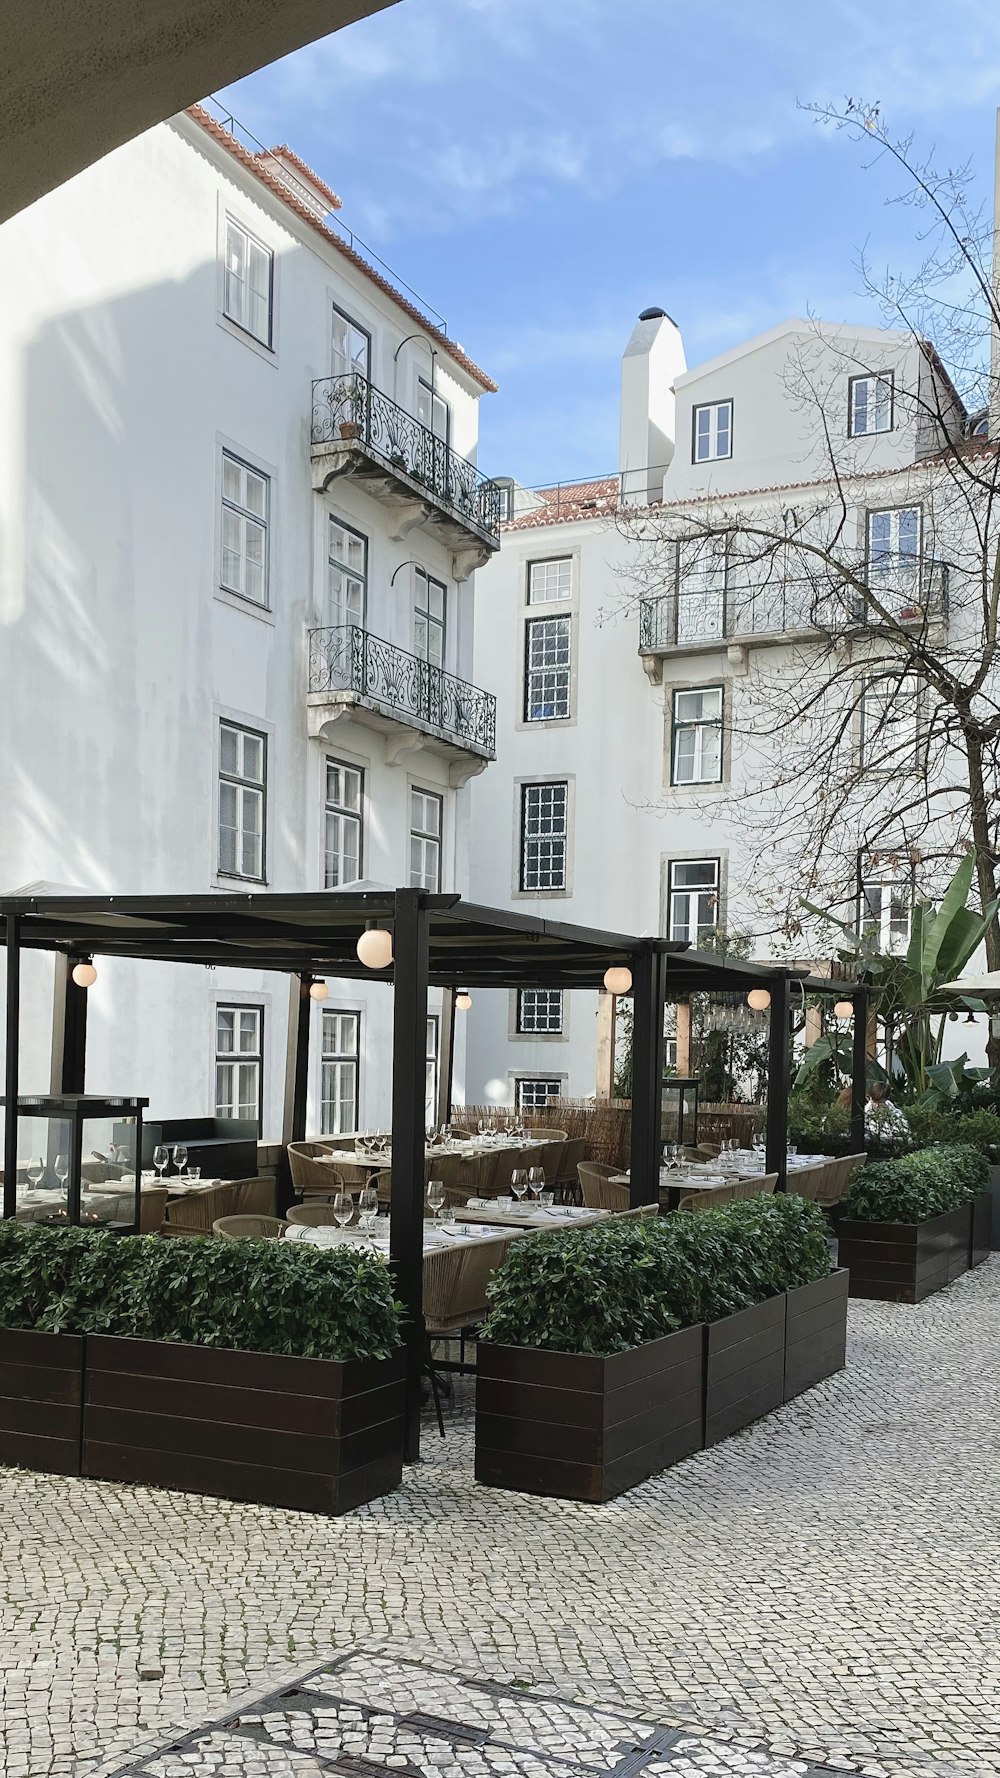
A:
186 105 497 393
503 476 619 531
254 143 342 211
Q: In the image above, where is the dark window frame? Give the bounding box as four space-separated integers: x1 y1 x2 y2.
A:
331 302 372 381
223 215 275 351
320 1006 361 1136
217 719 268 885
516 989 564 1035
523 612 572 722
324 756 365 888
214 1001 265 1134
666 856 722 944
691 398 733 464
670 684 725 786
519 780 569 893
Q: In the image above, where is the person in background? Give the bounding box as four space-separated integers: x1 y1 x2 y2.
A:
865 1081 911 1147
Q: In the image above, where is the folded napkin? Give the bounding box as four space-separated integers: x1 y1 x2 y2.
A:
465 1198 488 1209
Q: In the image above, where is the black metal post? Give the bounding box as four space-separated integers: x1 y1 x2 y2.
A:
437 987 456 1127
390 890 429 1462
51 955 88 1094
290 979 312 1144
278 975 314 1216
850 984 869 1154
629 945 667 1208
764 976 791 1191
3 916 20 1220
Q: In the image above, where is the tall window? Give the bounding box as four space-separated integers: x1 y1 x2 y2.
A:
221 453 269 607
527 558 572 604
414 569 446 668
860 677 920 771
331 305 370 381
517 989 563 1035
520 782 568 892
515 1076 562 1112
859 875 911 954
675 538 726 643
327 518 366 630
218 722 266 881
849 373 893 437
410 788 443 891
417 378 450 440
672 687 723 785
692 400 732 463
223 218 272 346
667 859 720 943
867 507 921 599
425 1016 440 1125
215 1005 263 1130
321 1010 360 1135
524 615 571 721
496 481 514 521
325 759 363 887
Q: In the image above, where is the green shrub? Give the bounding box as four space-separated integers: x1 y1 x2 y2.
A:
788 1094 851 1151
843 1143 989 1224
0 1224 402 1361
480 1194 832 1356
905 1104 1000 1157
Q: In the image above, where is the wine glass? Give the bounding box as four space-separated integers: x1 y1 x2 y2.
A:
527 1166 544 1200
511 1169 528 1204
358 1205 379 1241
359 1183 378 1220
172 1144 188 1179
54 1154 69 1196
333 1189 354 1229
25 1155 44 1193
426 1179 445 1220
152 1145 168 1182
477 1118 486 1138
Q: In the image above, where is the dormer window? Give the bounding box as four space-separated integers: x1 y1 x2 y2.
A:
692 400 732 463
849 373 894 437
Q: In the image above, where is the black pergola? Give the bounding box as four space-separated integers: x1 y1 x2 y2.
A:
0 890 869 1456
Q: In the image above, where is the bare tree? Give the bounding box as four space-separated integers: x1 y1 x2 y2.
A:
618 103 1000 1043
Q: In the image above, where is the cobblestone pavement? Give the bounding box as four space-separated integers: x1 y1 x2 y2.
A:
3 1262 1000 1778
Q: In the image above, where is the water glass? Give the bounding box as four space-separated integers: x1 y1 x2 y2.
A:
497 1195 513 1212
539 1190 554 1208
426 1179 445 1219
439 1204 457 1226
187 1165 202 1183
333 1190 354 1229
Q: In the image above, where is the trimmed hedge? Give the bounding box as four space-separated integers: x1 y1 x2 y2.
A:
843 1143 989 1225
480 1194 832 1357
0 1223 402 1360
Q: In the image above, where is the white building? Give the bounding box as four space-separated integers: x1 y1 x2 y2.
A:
467 309 983 1106
0 102 499 1139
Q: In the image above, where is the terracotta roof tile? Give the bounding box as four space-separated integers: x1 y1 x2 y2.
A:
503 476 619 531
254 143 342 211
186 104 497 393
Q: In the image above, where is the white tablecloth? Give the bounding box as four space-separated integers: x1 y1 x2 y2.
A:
284 1219 525 1256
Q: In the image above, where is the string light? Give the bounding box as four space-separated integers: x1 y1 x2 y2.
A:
71 959 97 988
603 966 633 995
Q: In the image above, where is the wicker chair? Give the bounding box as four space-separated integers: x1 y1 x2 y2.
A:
816 1151 865 1209
783 1162 827 1203
423 1234 515 1435
676 1172 777 1213
162 1182 239 1235
138 1186 170 1234
287 1140 347 1201
229 1176 278 1217
553 1136 589 1203
213 1214 288 1239
286 1201 341 1227
578 1160 632 1211
613 1203 660 1221
533 1137 567 1189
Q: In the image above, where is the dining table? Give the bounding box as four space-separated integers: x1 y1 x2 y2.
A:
612 1151 837 1212
457 1199 609 1230
283 1218 532 1256
315 1135 549 1169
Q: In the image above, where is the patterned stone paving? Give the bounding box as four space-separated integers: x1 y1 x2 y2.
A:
2 1263 1000 1778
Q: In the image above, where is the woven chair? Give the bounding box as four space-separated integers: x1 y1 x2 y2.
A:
578 1160 632 1211
734 1172 777 1200
162 1182 239 1235
613 1202 660 1221
423 1234 514 1435
553 1136 589 1204
534 1138 567 1189
676 1180 737 1212
287 1140 348 1202
229 1176 278 1217
138 1186 170 1234
286 1201 341 1227
783 1162 827 1203
817 1151 865 1209
213 1214 288 1239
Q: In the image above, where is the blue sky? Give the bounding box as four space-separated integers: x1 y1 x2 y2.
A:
218 0 1000 486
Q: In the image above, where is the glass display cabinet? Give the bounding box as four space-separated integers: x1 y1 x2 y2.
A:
660 1076 699 1149
1 1096 148 1231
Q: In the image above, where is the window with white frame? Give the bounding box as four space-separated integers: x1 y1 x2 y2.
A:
515 1076 562 1112
218 722 266 881
413 568 446 668
524 614 571 721
858 874 911 953
496 481 514 521
223 217 272 346
425 1016 440 1125
417 378 450 441
410 788 443 892
692 400 733 463
527 557 572 604
325 759 363 888
849 373 894 437
867 507 922 604
331 305 370 381
667 859 720 943
517 989 563 1035
221 453 269 607
672 686 723 784
215 1005 263 1130
520 782 568 892
860 676 921 771
320 1009 360 1135
675 538 726 643
327 518 366 630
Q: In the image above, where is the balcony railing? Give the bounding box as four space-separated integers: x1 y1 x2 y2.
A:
308 625 496 758
640 556 950 651
310 372 501 550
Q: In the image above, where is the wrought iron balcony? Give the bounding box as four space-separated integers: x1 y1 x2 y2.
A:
640 556 950 657
307 625 496 771
310 373 500 570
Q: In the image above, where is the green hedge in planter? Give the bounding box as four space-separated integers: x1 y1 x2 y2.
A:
480 1194 832 1356
904 1105 1000 1158
0 1224 402 1361
843 1143 989 1224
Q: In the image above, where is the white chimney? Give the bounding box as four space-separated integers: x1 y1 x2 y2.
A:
619 308 686 505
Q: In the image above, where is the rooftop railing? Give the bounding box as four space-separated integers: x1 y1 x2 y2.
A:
308 624 496 759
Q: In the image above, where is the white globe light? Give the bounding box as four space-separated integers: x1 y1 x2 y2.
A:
604 966 633 996
747 988 771 1012
484 1077 508 1105
356 927 393 970
71 960 97 988
455 990 473 1011
833 999 854 1020
309 979 329 1002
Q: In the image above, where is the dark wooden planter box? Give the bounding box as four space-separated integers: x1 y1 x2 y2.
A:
0 1328 84 1476
969 1191 992 1269
475 1324 704 1503
82 1337 405 1513
838 1202 973 1303
783 1270 848 1403
704 1294 785 1446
